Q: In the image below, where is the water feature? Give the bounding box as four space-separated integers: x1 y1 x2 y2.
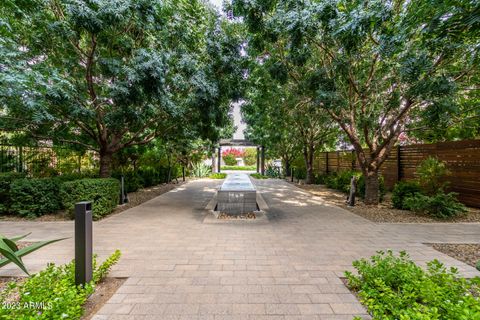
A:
216 173 258 215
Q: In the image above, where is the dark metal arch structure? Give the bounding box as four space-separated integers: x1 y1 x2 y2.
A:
213 139 265 174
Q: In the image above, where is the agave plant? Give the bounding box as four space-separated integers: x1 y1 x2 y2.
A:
0 233 66 275
191 162 212 178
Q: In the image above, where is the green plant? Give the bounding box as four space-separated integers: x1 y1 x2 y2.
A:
250 173 268 179
209 173 227 179
0 250 121 319
404 191 467 219
293 167 307 180
0 172 26 214
345 250 480 320
222 154 237 166
476 260 480 272
324 171 385 202
9 178 62 218
0 233 66 275
392 181 423 209
112 170 142 193
243 148 257 166
61 178 120 220
265 165 281 178
221 165 257 171
191 162 212 178
416 157 450 195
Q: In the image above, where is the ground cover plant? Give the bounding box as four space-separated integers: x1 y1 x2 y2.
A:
0 250 121 319
345 250 480 319
250 173 268 179
209 173 227 179
222 165 256 171
401 158 467 219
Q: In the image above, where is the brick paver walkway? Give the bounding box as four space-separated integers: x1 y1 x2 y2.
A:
1 178 479 319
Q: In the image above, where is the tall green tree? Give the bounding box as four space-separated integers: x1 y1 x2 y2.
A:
243 59 336 183
0 0 243 177
233 0 479 203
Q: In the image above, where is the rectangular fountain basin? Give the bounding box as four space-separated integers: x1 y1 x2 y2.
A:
216 173 257 215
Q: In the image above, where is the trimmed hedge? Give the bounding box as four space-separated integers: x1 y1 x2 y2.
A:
10 178 62 218
61 178 120 220
0 172 26 214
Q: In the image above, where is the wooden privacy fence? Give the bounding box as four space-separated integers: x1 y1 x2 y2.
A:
313 139 480 208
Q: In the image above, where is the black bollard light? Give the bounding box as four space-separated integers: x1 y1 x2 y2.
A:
75 201 93 286
347 176 357 207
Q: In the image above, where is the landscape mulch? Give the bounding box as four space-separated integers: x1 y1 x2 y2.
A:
293 182 480 223
427 243 480 268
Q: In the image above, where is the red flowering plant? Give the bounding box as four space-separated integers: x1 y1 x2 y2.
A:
222 148 245 165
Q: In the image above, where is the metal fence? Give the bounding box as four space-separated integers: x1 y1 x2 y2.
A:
0 144 97 175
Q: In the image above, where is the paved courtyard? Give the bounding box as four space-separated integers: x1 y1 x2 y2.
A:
1 178 479 319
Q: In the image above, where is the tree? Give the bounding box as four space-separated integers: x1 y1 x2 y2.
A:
233 0 479 203
0 0 243 177
242 60 336 183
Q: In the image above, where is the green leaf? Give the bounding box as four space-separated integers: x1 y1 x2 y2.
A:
10 232 32 242
0 238 29 275
0 237 68 272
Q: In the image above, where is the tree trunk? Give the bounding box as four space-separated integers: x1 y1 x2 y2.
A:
303 144 315 184
283 157 291 178
363 170 380 205
99 151 113 178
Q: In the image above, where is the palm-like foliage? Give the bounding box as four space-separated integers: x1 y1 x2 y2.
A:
0 233 66 275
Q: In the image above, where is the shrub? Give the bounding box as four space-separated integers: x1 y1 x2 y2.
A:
346 250 480 320
392 181 422 209
265 165 281 178
222 148 244 165
243 148 257 166
293 167 307 180
209 173 227 179
191 162 211 178
112 170 142 193
53 171 98 183
222 154 237 166
324 171 385 201
0 172 26 214
61 178 120 220
404 191 467 219
416 157 450 195
10 178 62 218
0 250 121 320
477 260 480 272
314 173 327 184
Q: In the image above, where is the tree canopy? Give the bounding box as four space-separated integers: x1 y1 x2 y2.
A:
233 0 479 203
0 0 244 176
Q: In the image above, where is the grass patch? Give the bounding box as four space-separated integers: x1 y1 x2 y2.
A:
221 165 256 171
250 173 268 179
209 173 227 179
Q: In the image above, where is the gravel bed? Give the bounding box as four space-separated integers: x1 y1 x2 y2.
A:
428 243 480 268
293 182 480 223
